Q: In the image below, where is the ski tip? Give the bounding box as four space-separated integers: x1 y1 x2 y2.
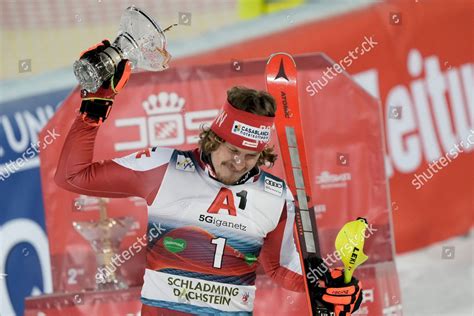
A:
267 52 296 65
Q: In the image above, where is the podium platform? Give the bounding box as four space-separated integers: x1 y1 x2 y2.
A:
24 287 142 316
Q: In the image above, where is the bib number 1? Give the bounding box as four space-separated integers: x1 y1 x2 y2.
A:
211 237 227 268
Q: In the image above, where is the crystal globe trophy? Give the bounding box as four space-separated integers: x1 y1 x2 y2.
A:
72 197 136 290
73 6 175 93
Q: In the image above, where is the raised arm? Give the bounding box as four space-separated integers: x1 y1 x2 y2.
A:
54 114 172 205
55 40 171 206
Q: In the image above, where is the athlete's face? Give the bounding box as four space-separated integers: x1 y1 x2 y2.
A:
211 142 260 185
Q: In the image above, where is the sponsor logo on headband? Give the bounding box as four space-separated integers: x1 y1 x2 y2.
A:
231 121 271 142
215 111 228 127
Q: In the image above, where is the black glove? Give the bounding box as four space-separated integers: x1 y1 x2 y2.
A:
78 39 131 126
315 267 363 316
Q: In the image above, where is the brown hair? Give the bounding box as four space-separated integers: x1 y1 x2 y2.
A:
198 86 278 167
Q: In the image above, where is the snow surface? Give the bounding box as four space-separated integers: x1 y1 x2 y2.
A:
396 230 473 316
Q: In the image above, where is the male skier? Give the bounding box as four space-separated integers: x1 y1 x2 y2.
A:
55 40 362 315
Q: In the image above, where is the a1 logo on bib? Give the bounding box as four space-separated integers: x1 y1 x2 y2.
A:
176 154 195 172
264 176 283 196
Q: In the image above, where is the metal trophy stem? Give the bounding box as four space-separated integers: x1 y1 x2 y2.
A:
72 197 135 290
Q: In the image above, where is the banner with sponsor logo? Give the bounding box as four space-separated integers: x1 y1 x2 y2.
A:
39 53 399 315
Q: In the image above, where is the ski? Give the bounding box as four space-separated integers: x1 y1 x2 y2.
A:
265 53 333 316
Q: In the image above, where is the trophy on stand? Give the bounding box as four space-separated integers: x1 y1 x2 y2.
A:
73 5 176 92
72 196 136 290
